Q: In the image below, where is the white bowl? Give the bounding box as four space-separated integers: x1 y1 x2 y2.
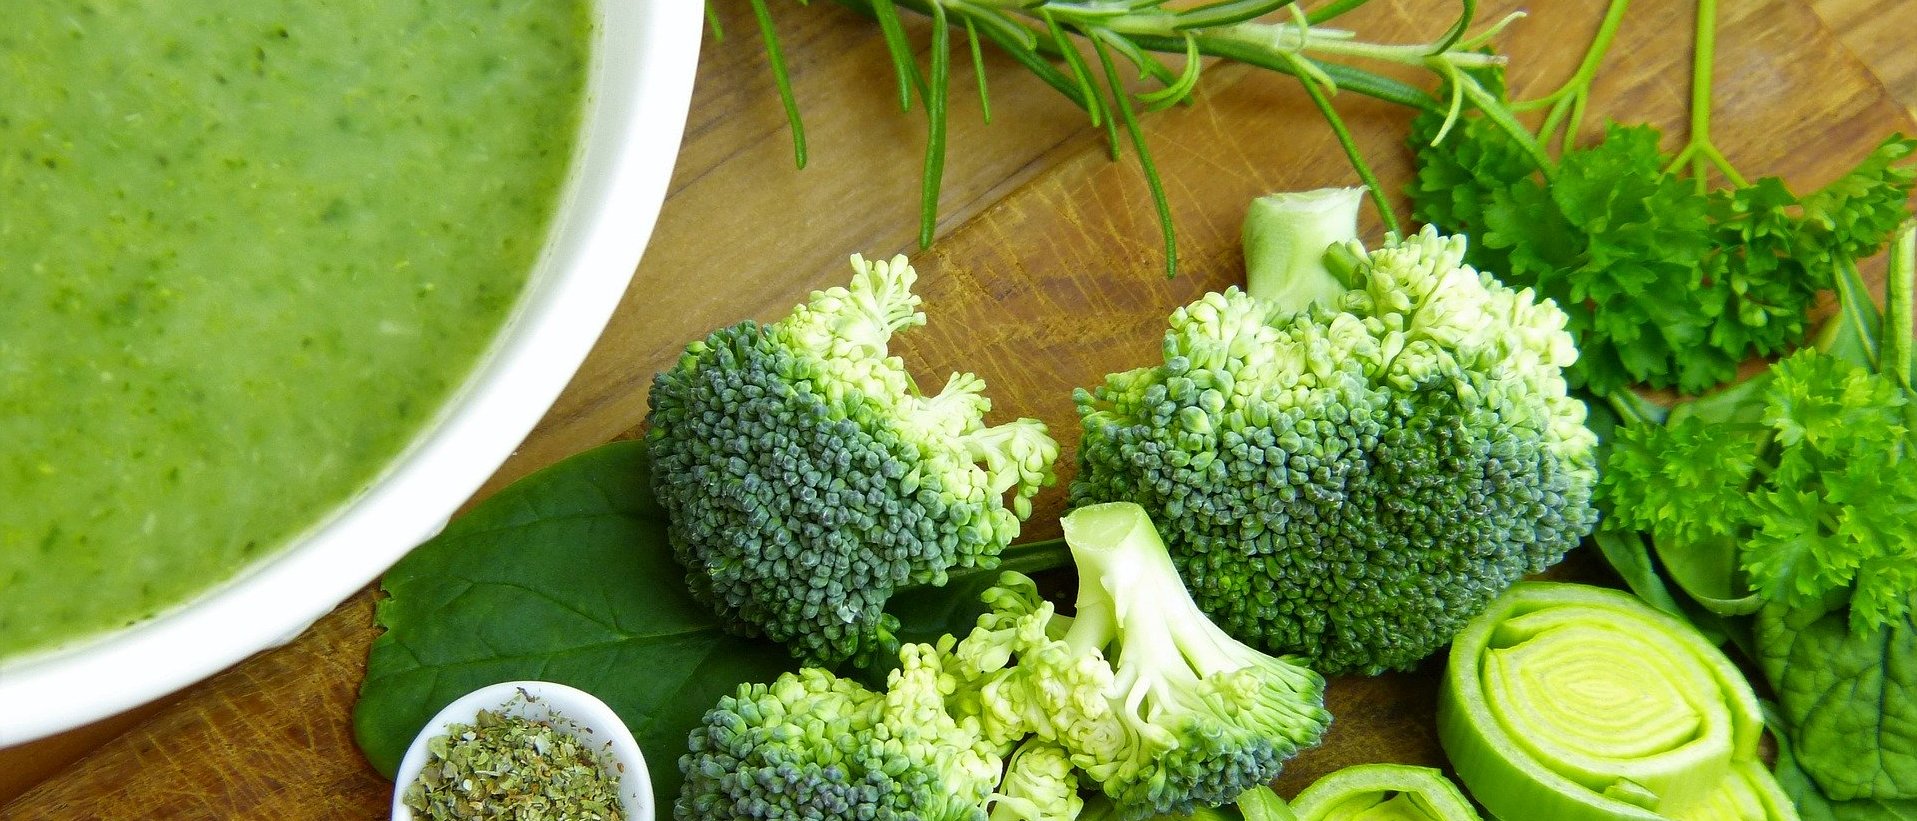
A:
391 681 651 821
0 1 704 745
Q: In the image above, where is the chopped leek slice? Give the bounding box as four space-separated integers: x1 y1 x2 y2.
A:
1437 582 1797 821
1290 764 1482 820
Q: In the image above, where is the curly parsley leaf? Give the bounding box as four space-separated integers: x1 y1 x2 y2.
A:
1601 414 1761 548
1741 350 1917 628
1800 136 1917 264
1410 100 1916 396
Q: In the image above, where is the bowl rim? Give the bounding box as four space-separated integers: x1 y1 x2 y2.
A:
0 0 704 746
389 680 652 821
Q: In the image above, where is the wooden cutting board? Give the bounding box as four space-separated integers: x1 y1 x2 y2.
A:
5 0 1914 816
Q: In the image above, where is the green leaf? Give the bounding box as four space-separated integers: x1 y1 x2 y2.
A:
1775 715 1917 820
1600 415 1762 548
1756 596 1917 802
1797 135 1917 265
352 441 798 813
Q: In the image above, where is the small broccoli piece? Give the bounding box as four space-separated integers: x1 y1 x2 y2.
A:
1053 503 1330 819
676 642 1003 821
989 740 1086 821
647 253 1059 666
946 575 1128 758
1072 188 1600 675
949 509 1328 820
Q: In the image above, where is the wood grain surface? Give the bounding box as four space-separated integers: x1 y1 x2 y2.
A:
4 0 1914 817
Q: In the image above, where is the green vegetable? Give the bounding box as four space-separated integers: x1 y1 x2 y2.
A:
1078 798 1244 821
675 503 1327 821
1598 225 1917 803
729 0 1528 274
1604 348 1917 629
645 253 1060 667
1046 502 1330 817
352 441 796 812
1437 582 1796 821
1236 786 1299 821
992 740 1086 821
1774 716 1917 820
1289 764 1481 821
675 644 1005 821
1757 598 1917 803
1071 187 1599 675
1078 785 1294 821
1408 1 1916 396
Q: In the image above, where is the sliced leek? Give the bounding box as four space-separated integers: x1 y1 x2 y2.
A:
1290 764 1482 820
1437 582 1796 821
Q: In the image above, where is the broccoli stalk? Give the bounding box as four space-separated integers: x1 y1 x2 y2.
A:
1241 188 1366 311
1073 189 1599 674
647 254 1060 667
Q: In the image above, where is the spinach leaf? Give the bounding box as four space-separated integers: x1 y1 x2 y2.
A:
1775 708 1917 820
1757 596 1917 801
352 440 796 811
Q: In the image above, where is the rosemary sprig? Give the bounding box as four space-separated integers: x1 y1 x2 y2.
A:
717 0 1524 277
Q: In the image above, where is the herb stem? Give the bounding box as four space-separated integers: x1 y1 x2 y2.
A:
748 0 807 169
919 1 953 248
1457 74 1555 176
1522 0 1629 154
1888 224 1916 391
1306 0 1373 25
1289 53 1404 237
772 0 1522 275
1663 0 1747 188
1093 33 1179 278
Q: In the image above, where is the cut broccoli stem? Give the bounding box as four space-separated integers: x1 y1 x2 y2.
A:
1242 187 1364 312
1059 503 1322 703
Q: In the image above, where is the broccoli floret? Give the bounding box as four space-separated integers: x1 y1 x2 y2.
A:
647 253 1059 666
950 508 1330 821
1056 503 1330 817
1071 188 1599 675
989 740 1085 821
680 505 1326 821
676 642 1003 821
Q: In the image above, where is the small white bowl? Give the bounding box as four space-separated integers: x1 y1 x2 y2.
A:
391 681 652 821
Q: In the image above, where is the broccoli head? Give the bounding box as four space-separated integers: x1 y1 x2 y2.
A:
677 642 1003 821
647 253 1059 666
1071 188 1599 675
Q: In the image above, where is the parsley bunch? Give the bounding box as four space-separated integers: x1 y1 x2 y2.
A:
1408 0 1916 396
1604 345 1917 631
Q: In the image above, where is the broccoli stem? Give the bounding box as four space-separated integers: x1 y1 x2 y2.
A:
1056 502 1247 678
1241 187 1365 312
896 537 1073 596
992 537 1074 578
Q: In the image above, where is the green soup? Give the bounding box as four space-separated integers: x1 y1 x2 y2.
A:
0 1 592 657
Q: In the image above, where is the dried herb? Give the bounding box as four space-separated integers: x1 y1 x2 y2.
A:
403 707 623 821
